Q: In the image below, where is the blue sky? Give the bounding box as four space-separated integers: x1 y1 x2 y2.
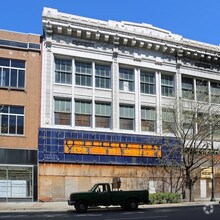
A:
1 0 220 45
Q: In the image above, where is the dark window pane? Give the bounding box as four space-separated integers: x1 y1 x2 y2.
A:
29 43 40 50
120 118 134 130
0 58 10 66
11 69 18 87
10 106 24 114
55 112 71 125
9 115 16 134
60 72 65 84
75 75 80 85
1 115 8 133
95 116 110 128
18 70 25 88
1 105 8 113
55 72 61 83
81 75 85 85
11 60 25 68
141 120 155 132
0 68 9 86
75 114 90 127
17 116 24 134
66 73 72 84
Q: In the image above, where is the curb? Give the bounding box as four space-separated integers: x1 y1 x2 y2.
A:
0 201 219 213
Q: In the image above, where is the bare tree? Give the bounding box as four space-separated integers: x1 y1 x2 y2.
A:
162 96 220 201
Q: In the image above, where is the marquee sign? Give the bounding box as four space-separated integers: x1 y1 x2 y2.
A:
64 140 162 158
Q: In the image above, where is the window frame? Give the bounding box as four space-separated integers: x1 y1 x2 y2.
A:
95 102 111 128
141 106 156 132
182 77 194 100
196 79 208 102
0 58 25 90
140 71 156 95
75 100 92 127
0 105 24 135
95 64 111 89
162 108 175 133
211 81 220 104
119 104 135 130
119 67 134 92
161 74 174 97
54 58 72 85
54 98 71 126
75 61 92 87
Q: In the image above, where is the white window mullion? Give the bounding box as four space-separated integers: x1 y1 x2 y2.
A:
92 61 95 129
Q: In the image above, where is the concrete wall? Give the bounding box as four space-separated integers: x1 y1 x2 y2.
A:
39 163 157 201
39 163 220 201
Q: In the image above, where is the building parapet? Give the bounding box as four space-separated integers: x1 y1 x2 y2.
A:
42 7 220 64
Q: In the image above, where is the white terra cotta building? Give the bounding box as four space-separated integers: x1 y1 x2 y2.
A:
39 7 220 201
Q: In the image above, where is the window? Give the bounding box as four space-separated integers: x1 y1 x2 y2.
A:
75 61 92 86
0 39 27 49
95 64 111 89
162 108 174 133
141 107 156 132
182 111 195 135
213 115 220 141
119 68 134 92
0 105 24 135
161 74 174 97
120 105 134 130
55 59 72 84
0 166 33 200
140 71 155 94
0 58 25 89
54 98 71 125
75 100 92 127
196 80 208 102
211 82 220 104
182 77 194 100
95 103 111 128
196 112 210 134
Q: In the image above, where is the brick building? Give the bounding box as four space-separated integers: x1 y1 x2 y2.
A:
0 30 41 201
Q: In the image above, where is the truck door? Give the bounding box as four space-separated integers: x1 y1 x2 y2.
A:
93 184 111 206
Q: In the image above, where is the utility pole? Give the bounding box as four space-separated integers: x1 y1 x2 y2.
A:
210 129 215 202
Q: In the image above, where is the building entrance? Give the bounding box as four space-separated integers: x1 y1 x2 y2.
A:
0 166 33 202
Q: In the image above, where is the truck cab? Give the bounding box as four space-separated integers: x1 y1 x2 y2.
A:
68 182 149 213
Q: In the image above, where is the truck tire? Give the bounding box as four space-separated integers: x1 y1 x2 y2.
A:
126 199 138 211
74 200 88 213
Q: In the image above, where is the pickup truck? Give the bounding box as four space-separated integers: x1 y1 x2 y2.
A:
68 183 149 213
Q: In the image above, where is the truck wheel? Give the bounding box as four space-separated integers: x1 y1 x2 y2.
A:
74 200 88 213
126 199 138 211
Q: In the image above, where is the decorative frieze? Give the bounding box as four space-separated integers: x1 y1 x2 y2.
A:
42 7 220 65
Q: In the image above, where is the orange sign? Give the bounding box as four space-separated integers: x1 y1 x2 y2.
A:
64 140 162 158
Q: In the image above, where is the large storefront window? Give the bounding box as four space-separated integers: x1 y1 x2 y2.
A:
0 166 33 202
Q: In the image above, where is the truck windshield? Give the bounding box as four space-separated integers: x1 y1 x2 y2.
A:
88 184 98 192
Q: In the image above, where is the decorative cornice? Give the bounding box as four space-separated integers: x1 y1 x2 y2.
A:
42 7 220 64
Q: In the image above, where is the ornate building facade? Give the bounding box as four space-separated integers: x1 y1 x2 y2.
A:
40 8 220 201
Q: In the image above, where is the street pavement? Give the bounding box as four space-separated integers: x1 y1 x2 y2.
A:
0 198 219 213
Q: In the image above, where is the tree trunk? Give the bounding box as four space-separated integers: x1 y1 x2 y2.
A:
184 179 194 202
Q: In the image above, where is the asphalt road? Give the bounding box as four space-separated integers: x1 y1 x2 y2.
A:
0 205 219 220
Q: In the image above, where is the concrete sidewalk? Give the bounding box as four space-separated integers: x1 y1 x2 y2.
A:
0 199 219 213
